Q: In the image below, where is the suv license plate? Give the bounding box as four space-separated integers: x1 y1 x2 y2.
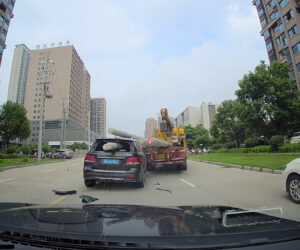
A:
103 159 119 165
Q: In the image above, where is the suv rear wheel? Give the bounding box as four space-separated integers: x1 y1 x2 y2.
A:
84 179 96 187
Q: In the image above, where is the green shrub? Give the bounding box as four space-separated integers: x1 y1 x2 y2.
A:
269 135 284 151
278 142 300 152
42 145 52 153
6 145 20 154
248 145 271 153
0 154 31 159
211 144 222 150
21 158 29 163
245 137 260 148
20 146 30 154
224 141 236 149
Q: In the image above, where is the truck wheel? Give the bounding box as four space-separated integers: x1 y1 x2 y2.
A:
180 164 187 171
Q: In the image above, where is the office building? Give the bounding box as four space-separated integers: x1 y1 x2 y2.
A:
90 97 106 137
253 0 300 89
23 44 92 145
7 44 30 105
144 117 158 138
0 0 15 67
175 103 219 130
200 102 220 130
175 106 202 128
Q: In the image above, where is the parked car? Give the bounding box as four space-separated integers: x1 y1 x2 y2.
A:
282 158 300 204
83 138 147 188
51 149 74 159
290 132 300 144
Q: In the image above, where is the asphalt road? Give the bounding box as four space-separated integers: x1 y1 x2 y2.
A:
0 157 299 222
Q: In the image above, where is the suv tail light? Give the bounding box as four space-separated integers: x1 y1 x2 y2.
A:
84 155 96 162
126 157 141 164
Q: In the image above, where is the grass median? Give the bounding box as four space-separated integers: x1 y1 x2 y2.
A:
0 157 60 168
189 153 300 170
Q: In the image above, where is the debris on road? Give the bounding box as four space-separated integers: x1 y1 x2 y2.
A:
154 182 160 186
156 187 172 194
80 195 98 203
53 189 77 195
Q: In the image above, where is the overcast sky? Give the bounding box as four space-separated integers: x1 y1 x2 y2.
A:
0 0 268 136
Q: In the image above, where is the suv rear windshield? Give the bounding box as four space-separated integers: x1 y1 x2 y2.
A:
94 140 132 152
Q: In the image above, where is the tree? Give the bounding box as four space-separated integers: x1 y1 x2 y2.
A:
236 61 300 139
0 101 31 148
183 125 211 149
212 100 246 147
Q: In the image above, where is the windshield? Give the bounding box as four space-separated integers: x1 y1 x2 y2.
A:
0 0 300 247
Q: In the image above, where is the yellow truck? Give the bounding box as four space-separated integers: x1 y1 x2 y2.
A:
145 108 187 171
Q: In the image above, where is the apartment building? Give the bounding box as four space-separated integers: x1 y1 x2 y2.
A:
90 97 106 137
253 0 300 89
0 0 15 67
144 117 158 138
7 44 30 105
22 45 91 145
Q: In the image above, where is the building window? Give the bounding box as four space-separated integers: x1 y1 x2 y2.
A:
261 18 267 28
283 37 288 47
266 41 273 51
279 23 284 33
270 10 280 20
258 8 264 17
290 69 296 80
3 22 8 31
292 42 300 55
296 63 300 72
256 0 261 6
0 45 3 53
279 0 289 9
284 9 294 23
288 25 298 39
1 33 6 42
8 3 13 12
5 12 11 21
287 52 292 64
276 36 281 45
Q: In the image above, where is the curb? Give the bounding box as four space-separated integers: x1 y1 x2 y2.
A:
0 160 63 171
188 159 283 175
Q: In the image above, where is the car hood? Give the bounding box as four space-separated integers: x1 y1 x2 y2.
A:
0 203 300 248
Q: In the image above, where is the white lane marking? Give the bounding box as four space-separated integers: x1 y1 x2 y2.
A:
180 178 196 188
45 169 56 173
0 178 15 183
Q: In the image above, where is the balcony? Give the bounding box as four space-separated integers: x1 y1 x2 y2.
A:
260 18 277 35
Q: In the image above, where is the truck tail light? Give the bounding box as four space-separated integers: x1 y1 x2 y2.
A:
126 157 141 164
84 155 96 163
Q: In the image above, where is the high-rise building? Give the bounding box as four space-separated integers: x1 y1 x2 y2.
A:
200 102 220 130
144 117 157 138
175 107 202 128
23 44 92 145
90 97 106 137
253 0 300 89
7 44 30 105
175 103 219 130
0 0 15 67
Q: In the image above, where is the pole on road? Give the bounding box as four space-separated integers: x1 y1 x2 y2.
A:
37 59 54 161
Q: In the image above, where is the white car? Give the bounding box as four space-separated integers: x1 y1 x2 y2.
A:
282 158 300 204
290 132 300 144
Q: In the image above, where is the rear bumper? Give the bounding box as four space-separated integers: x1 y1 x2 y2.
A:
83 166 142 183
150 159 186 168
